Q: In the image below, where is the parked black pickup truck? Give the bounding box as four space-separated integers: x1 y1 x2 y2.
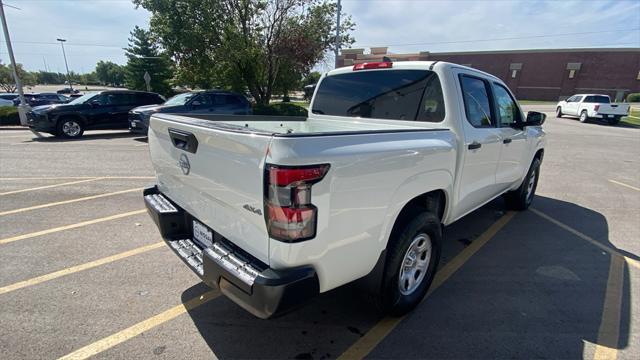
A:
27 90 164 138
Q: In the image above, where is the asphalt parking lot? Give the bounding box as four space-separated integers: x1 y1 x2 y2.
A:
1 105 639 360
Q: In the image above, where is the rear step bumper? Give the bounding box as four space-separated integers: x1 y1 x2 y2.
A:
143 186 319 319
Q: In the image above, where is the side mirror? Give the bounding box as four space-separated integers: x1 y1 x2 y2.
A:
191 100 201 107
525 111 546 126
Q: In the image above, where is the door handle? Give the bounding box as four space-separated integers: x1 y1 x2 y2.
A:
468 142 482 150
503 138 512 144
168 128 198 153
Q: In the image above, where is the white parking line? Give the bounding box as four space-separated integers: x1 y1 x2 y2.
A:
0 178 103 196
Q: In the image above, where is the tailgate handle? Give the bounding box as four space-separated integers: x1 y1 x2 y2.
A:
168 128 198 154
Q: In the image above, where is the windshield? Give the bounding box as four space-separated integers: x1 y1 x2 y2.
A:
164 92 197 106
311 70 445 122
67 92 99 105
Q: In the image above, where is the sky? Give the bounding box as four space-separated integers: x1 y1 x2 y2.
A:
1 0 639 73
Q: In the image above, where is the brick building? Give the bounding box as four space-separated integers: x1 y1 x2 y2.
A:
336 47 640 101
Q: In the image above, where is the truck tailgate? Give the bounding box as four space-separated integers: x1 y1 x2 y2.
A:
148 115 272 264
597 103 629 115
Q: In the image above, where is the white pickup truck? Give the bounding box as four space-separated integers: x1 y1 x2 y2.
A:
144 61 546 318
556 94 629 125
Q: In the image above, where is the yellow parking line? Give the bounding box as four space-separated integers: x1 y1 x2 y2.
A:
0 176 154 181
0 209 146 245
530 208 639 269
0 242 164 295
608 179 640 192
593 255 625 360
0 187 143 217
58 290 220 360
338 211 517 359
0 177 103 196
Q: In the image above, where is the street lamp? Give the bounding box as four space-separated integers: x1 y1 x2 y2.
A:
56 38 73 92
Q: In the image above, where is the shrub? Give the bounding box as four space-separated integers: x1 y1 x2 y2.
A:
0 106 20 126
253 103 308 117
626 93 640 103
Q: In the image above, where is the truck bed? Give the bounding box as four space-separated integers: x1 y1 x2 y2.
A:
154 113 443 136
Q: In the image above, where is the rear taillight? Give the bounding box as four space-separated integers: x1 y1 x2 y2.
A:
264 164 329 242
594 104 600 111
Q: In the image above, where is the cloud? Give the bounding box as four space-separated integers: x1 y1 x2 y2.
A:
343 0 640 54
1 0 638 73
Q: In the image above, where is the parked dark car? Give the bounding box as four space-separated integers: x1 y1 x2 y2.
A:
129 90 251 135
0 93 19 101
13 93 70 107
57 88 80 94
27 90 165 138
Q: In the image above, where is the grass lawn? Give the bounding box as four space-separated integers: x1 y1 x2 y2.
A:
621 107 640 126
518 100 556 105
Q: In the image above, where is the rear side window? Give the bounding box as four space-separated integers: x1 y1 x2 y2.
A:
583 95 610 103
312 69 445 122
460 75 493 127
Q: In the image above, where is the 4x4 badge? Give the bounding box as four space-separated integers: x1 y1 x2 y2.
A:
178 154 190 175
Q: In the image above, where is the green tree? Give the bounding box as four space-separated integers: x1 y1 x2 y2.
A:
124 26 174 95
95 61 126 86
301 71 321 88
0 63 33 92
33 71 66 85
133 0 355 104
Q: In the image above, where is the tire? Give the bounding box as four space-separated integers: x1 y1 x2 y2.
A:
579 110 589 123
56 118 84 138
608 116 620 126
556 107 563 118
504 158 541 211
377 211 442 316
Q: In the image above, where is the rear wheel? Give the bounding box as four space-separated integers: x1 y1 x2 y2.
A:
556 107 563 118
56 118 84 138
377 211 442 316
579 110 589 123
504 158 541 210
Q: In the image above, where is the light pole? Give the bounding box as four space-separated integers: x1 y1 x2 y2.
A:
334 0 341 68
56 38 73 92
0 0 29 126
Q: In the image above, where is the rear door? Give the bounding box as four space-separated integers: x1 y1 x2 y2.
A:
148 115 273 264
453 73 503 219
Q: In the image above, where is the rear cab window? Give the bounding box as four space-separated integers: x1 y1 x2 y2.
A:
459 75 494 128
311 69 445 122
583 95 610 103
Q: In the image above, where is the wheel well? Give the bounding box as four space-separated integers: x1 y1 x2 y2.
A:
389 190 446 243
534 149 544 162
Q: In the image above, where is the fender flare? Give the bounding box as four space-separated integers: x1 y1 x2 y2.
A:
376 169 453 252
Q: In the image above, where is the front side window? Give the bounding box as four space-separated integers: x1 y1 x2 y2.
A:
493 84 521 127
460 75 493 127
312 69 445 122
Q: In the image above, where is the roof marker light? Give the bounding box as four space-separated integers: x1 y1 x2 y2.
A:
353 62 393 71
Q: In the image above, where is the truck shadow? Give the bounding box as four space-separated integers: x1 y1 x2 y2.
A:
181 196 633 359
28 131 136 142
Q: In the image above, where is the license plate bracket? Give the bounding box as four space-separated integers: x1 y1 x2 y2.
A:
193 220 213 248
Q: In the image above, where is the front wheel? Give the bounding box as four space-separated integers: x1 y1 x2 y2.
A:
378 211 442 316
556 107 563 118
56 118 84 138
504 158 541 211
579 110 589 123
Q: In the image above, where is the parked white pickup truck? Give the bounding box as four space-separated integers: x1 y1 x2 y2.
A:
144 61 546 318
556 94 629 125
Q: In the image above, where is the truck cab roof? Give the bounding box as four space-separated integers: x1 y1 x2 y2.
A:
328 61 501 82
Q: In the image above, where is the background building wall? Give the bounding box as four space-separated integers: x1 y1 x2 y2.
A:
336 48 640 101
